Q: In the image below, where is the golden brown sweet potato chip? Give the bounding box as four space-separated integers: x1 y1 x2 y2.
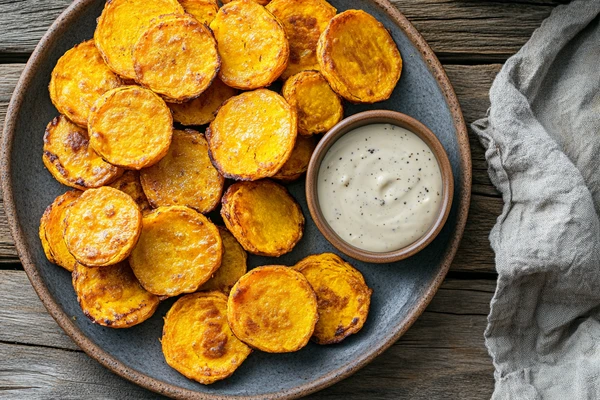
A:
294 253 372 344
272 135 316 182
206 89 296 180
222 0 270 4
133 14 220 103
129 206 222 297
39 190 82 271
49 40 122 127
162 291 251 384
282 71 343 136
317 10 402 103
64 186 142 267
266 0 336 80
199 227 247 294
168 78 238 126
88 86 173 170
227 266 318 352
43 116 122 190
109 170 152 214
221 180 304 256
140 130 224 213
94 0 185 79
179 0 219 25
73 261 159 328
210 0 288 89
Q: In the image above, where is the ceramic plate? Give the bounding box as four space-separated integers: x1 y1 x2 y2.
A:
1 0 471 398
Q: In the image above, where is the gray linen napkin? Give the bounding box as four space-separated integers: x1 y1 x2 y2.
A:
471 1 600 398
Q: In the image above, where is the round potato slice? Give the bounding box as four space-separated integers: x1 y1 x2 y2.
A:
272 135 316 182
199 227 247 294
43 116 122 190
162 291 251 384
88 86 173 170
39 190 82 272
129 206 222 297
294 253 372 344
49 40 122 127
94 0 185 79
266 0 336 80
133 14 220 103
64 186 142 267
140 130 224 213
73 261 159 328
179 0 219 25
109 170 152 214
282 71 343 136
169 78 238 126
221 180 304 257
222 0 270 4
206 89 296 180
228 266 318 353
210 0 288 89
317 10 403 103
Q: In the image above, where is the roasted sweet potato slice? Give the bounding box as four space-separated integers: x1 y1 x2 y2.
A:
43 116 122 190
73 261 159 328
220 180 304 256
317 10 402 103
282 71 343 136
49 40 122 127
133 14 220 103
169 78 238 126
206 89 296 180
227 266 318 352
140 130 224 213
222 0 270 5
179 0 219 25
109 170 152 214
266 0 336 80
64 186 142 267
129 206 222 297
88 86 173 170
210 0 288 89
294 253 372 344
94 0 184 79
199 227 247 294
39 190 82 272
272 135 316 183
162 291 252 384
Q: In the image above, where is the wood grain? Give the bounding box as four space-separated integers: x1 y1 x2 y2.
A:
0 0 565 61
0 270 495 399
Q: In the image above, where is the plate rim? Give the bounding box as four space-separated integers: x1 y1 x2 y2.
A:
0 0 472 398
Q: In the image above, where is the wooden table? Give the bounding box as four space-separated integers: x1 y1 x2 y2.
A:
0 0 566 398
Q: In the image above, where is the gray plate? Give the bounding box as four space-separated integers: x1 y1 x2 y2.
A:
1 0 471 398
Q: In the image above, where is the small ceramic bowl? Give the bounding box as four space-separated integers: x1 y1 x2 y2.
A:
306 110 454 263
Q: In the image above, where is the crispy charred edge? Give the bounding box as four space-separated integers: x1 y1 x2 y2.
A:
295 254 373 345
206 91 297 181
317 10 402 104
88 86 174 170
227 266 319 352
162 291 251 384
64 187 143 267
132 14 221 104
140 129 225 213
72 263 159 329
213 1 289 90
39 200 57 263
282 70 343 136
220 180 304 257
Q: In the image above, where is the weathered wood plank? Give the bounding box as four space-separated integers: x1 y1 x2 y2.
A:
0 63 503 271
0 0 563 61
0 269 494 399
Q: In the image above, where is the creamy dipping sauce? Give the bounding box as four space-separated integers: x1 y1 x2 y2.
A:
317 123 443 252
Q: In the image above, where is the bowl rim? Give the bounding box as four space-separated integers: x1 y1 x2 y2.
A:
306 110 454 264
0 0 472 398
